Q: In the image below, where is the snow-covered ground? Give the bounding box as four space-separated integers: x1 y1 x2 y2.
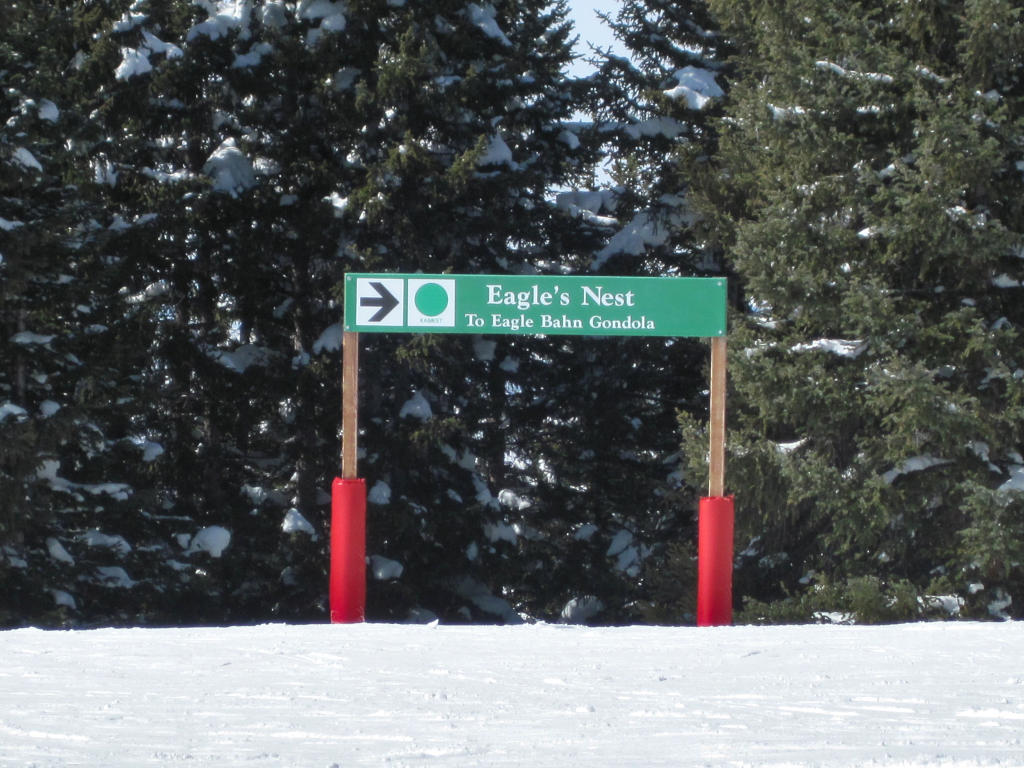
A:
1 622 1022 767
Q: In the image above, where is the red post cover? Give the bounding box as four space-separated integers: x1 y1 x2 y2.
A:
330 478 367 623
697 495 735 626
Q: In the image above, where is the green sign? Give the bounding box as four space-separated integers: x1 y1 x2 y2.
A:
344 273 726 338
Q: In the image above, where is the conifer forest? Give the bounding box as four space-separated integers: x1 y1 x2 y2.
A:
2 0 1023 627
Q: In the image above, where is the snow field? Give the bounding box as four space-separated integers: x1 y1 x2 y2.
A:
1 622 1022 767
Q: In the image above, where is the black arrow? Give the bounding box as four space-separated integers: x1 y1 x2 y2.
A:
360 281 400 322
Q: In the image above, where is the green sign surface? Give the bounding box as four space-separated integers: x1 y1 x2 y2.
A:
344 273 726 337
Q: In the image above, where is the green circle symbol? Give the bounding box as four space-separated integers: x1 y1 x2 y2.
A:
415 283 449 317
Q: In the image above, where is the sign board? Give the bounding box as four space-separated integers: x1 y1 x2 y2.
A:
333 273 733 623
345 273 726 337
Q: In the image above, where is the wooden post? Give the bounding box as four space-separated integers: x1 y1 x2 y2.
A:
332 330 367 623
342 331 359 480
698 334 733 625
708 335 726 497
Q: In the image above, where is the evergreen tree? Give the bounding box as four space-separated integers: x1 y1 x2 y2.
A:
684 0 1024 621
3 0 745 627
0 0 140 626
76 0 382 623
337 0 612 622
593 0 729 270
59 0 606 625
530 0 732 622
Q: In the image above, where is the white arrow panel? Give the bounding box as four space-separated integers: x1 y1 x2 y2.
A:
355 278 405 326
